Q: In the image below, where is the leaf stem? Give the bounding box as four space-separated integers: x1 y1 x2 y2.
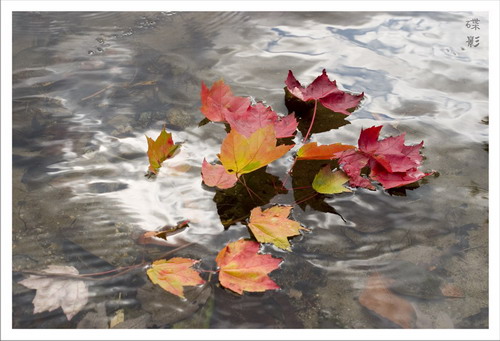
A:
303 99 318 143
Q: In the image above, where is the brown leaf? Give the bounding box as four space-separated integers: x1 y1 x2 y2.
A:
440 283 465 298
359 272 416 328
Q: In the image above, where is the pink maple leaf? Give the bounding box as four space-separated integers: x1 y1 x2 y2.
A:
225 103 298 138
201 159 238 189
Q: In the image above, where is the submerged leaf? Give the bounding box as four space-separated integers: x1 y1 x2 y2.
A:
218 125 293 176
19 265 89 320
359 272 416 328
248 206 306 251
146 128 180 174
147 258 205 299
201 159 238 189
312 165 352 194
216 239 282 295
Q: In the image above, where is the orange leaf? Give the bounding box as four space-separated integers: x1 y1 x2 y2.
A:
359 272 416 328
297 142 355 160
215 239 282 295
218 125 293 176
200 80 250 122
248 206 306 251
147 258 205 299
146 128 180 174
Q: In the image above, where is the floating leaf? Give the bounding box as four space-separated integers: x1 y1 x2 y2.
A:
285 69 363 115
225 102 298 139
248 206 306 251
200 80 250 122
201 159 238 189
359 272 416 328
284 89 351 136
146 128 180 174
297 142 355 160
147 258 205 299
291 159 345 219
312 165 352 194
19 265 89 320
218 125 293 176
339 126 432 189
320 89 365 115
215 239 281 294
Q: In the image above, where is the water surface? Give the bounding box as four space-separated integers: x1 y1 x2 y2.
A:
12 11 488 328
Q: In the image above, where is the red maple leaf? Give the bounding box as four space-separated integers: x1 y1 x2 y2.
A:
339 126 432 189
285 69 363 115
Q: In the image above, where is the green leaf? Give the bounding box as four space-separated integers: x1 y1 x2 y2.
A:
312 165 351 194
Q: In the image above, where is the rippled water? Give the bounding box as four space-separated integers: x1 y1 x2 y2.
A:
12 11 488 328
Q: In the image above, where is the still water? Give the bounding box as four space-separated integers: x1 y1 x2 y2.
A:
12 11 488 328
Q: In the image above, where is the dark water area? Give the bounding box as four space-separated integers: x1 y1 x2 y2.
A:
11 11 488 329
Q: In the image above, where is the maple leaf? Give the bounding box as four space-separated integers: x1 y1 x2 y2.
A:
19 265 89 320
146 128 180 174
200 80 250 122
201 159 238 189
312 165 352 194
225 102 298 139
215 239 282 294
247 205 306 251
297 142 356 160
339 126 432 189
218 125 294 176
285 69 363 115
146 257 205 299
359 272 416 328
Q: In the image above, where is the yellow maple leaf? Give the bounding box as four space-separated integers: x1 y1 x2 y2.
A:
248 205 306 251
218 125 293 176
146 258 205 299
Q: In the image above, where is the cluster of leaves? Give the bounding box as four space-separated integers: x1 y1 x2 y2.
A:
143 70 432 298
19 69 434 320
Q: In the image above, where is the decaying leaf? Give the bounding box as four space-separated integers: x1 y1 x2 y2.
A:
146 128 180 174
296 142 355 160
218 125 293 176
136 220 189 246
109 309 125 328
147 258 205 299
312 165 351 194
201 158 238 189
359 272 416 328
19 265 89 320
215 239 282 294
200 80 250 122
248 205 306 251
440 283 465 298
285 69 364 115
